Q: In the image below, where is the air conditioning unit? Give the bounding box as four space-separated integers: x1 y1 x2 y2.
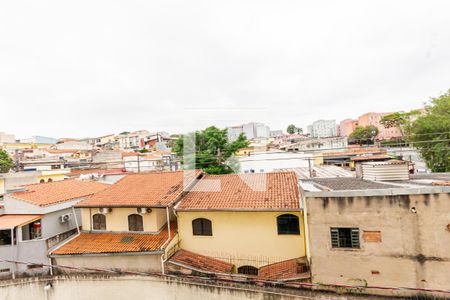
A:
99 207 112 214
60 213 71 223
137 207 152 214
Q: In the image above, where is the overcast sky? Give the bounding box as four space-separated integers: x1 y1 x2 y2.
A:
1 0 450 139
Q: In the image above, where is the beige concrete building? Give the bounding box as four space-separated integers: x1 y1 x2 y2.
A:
300 174 450 297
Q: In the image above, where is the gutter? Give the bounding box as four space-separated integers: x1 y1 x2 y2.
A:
175 208 300 212
160 206 173 275
50 250 164 258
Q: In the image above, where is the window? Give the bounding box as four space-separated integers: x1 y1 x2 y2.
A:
92 214 106 230
25 221 42 240
128 214 144 232
0 230 12 246
330 228 360 249
47 178 53 182
277 214 300 235
192 218 212 236
39 179 45 183
237 265 259 276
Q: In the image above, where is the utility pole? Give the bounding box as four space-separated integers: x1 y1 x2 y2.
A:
308 158 312 178
137 154 141 173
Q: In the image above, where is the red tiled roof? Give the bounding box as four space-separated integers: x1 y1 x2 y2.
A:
11 180 109 207
432 181 450 186
76 171 201 208
47 149 79 154
259 258 308 281
176 172 299 211
169 250 234 274
51 223 176 255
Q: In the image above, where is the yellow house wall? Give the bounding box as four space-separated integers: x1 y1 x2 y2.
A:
0 178 5 195
80 207 168 232
37 174 66 182
177 211 305 268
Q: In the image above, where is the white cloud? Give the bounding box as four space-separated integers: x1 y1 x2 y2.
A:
1 0 449 138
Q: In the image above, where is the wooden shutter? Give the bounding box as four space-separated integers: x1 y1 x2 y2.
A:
128 214 143 232
192 218 212 236
330 228 339 248
202 219 212 236
93 214 106 230
351 228 360 248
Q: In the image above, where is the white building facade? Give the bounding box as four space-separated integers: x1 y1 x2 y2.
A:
307 120 337 138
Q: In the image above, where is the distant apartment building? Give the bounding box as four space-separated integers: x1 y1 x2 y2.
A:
0 132 15 144
339 119 358 137
227 122 270 141
118 130 149 150
307 120 337 138
357 112 402 140
269 130 283 137
279 136 348 152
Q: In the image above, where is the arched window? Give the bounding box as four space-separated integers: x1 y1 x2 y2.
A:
128 214 144 232
39 179 45 183
192 218 212 236
92 214 106 230
238 265 259 276
47 178 53 182
277 214 300 235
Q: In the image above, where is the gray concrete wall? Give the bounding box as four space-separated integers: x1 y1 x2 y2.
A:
0 237 48 275
0 275 399 300
305 192 450 293
40 208 80 239
54 254 162 273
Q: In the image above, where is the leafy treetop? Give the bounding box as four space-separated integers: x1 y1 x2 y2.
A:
410 90 450 172
0 150 14 173
173 126 249 174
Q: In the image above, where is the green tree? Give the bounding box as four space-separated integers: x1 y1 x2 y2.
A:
173 126 250 174
0 150 14 173
380 110 421 138
349 125 379 144
287 124 297 134
410 90 450 172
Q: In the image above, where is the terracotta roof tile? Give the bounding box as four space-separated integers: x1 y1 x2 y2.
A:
11 180 109 207
432 181 450 186
51 223 176 255
76 171 201 208
259 258 308 281
176 172 299 211
169 250 234 274
47 149 79 154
